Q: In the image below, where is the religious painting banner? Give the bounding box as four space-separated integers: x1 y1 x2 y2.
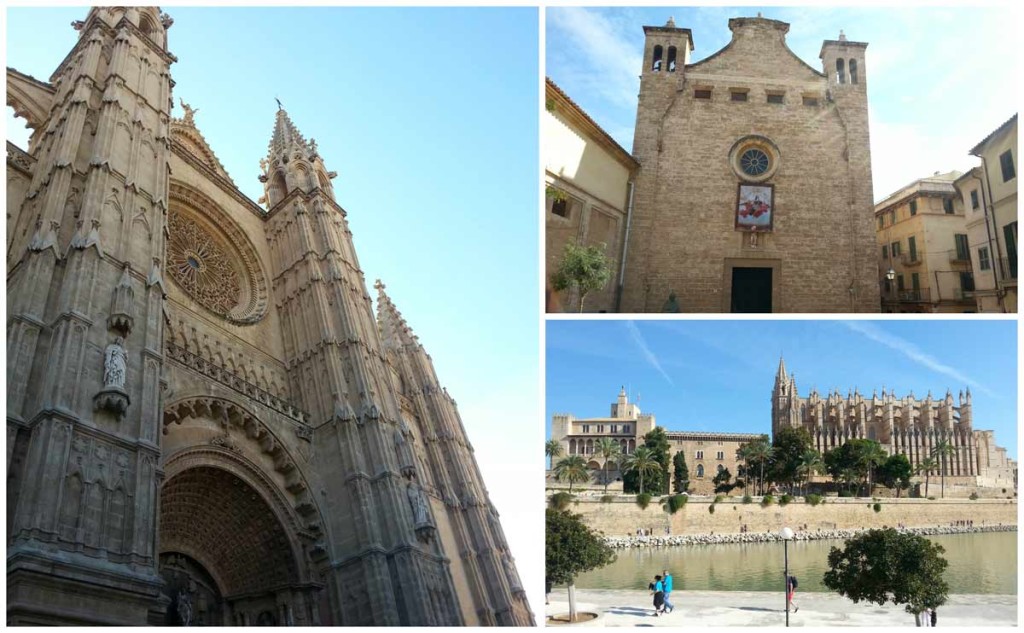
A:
736 183 774 231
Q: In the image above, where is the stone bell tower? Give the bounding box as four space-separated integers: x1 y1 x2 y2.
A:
260 107 468 626
7 6 175 624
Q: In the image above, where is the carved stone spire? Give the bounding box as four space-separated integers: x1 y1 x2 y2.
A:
375 279 419 350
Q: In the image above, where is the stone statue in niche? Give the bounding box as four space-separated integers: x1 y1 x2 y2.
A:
176 590 192 626
407 482 430 526
103 337 128 389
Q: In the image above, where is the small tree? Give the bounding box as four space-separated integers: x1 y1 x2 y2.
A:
877 454 913 498
553 455 590 493
545 439 563 471
550 242 612 313
916 457 938 498
672 452 690 494
594 437 622 496
622 446 662 495
546 509 616 623
931 440 955 499
713 467 736 494
823 528 949 626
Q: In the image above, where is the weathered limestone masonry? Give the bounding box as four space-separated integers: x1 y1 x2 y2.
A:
6 6 531 627
570 498 1017 537
622 16 878 312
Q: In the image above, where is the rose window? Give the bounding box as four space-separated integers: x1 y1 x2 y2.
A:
739 148 770 177
729 135 780 183
168 213 242 316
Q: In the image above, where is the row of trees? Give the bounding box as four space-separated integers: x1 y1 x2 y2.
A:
548 426 959 498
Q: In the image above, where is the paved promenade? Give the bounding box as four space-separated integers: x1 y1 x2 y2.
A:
546 590 1017 626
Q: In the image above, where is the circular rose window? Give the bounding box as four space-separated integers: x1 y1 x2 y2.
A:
729 136 780 183
167 183 268 324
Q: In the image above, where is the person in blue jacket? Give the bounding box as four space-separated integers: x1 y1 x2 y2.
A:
661 569 675 614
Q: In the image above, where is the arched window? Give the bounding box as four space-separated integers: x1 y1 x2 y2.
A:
849 59 859 84
667 46 677 72
717 464 725 474
569 439 576 455
652 45 663 72
628 439 636 453
836 59 846 84
696 464 705 478
586 439 594 454
620 439 627 453
317 170 331 191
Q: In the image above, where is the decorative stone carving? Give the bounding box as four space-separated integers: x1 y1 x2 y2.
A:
95 337 130 420
395 420 416 479
177 589 192 626
167 211 241 316
406 481 434 542
108 263 135 335
104 337 127 389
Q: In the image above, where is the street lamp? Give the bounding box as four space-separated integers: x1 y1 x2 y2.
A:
884 268 896 312
781 527 794 627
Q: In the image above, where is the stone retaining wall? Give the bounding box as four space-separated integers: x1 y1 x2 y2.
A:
563 494 1017 537
603 524 1016 548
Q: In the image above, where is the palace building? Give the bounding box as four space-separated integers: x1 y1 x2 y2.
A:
6 7 531 626
619 16 879 313
551 388 761 495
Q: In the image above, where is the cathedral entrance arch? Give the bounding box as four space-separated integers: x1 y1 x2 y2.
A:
159 397 328 626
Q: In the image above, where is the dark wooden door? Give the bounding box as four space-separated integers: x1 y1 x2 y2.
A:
731 267 773 313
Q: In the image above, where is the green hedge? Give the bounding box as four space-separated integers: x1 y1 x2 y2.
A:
667 494 689 514
549 492 574 511
636 493 652 510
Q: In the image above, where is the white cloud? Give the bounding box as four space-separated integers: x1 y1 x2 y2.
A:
547 7 641 111
624 321 674 385
840 321 994 396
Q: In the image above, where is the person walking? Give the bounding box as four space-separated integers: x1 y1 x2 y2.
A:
661 569 675 614
649 575 666 616
786 575 799 613
930 608 938 627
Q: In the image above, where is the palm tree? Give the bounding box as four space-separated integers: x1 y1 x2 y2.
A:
916 456 938 498
553 455 590 493
594 437 622 495
796 449 824 496
931 440 955 499
546 439 563 471
622 446 662 495
743 440 774 495
860 442 888 497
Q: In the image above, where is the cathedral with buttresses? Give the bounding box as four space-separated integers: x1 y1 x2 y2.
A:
771 357 1016 490
6 6 531 626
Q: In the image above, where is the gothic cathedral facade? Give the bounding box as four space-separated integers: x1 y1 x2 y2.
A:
6 7 532 626
621 16 879 313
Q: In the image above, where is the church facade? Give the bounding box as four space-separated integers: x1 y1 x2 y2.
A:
6 7 531 626
771 358 1016 490
620 16 879 313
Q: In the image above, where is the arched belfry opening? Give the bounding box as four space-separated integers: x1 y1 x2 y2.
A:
652 45 663 71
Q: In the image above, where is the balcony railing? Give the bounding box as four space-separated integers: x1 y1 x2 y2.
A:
997 257 1018 281
949 251 971 265
889 287 931 302
901 253 922 266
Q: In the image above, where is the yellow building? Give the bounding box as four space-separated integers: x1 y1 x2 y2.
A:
544 78 639 312
954 114 1017 313
874 171 976 313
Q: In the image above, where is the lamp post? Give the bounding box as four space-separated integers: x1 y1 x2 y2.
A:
781 527 794 626
885 267 896 310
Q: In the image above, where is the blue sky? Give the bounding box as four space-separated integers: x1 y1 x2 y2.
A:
547 320 1018 459
6 7 542 606
546 5 1020 202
